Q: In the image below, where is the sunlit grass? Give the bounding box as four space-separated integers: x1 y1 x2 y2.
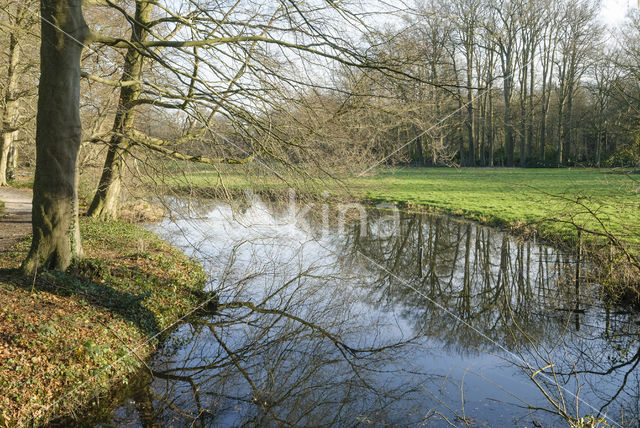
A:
359 168 639 246
170 164 640 253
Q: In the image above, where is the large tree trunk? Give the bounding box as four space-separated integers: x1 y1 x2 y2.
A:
87 0 152 219
21 0 88 274
0 31 21 186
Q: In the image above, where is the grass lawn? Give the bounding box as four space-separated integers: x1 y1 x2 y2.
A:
357 168 640 249
0 219 207 426
166 165 640 256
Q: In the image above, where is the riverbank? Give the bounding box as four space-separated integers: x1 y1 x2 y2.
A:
167 166 640 299
360 168 640 298
168 166 639 245
0 218 207 426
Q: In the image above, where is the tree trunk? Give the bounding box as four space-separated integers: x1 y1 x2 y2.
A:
504 82 514 167
415 135 424 166
488 84 494 167
564 87 574 164
451 55 465 166
499 47 514 167
87 0 152 219
7 143 18 180
0 136 11 186
519 46 528 168
0 31 21 186
557 94 565 167
22 0 88 274
527 47 535 165
88 138 130 217
480 89 486 166
465 42 475 166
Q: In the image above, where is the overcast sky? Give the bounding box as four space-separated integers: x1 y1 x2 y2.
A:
601 0 637 26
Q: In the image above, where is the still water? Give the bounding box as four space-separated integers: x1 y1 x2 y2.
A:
100 198 640 427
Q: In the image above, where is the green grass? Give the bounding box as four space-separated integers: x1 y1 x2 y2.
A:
168 165 640 255
357 168 640 249
0 200 4 215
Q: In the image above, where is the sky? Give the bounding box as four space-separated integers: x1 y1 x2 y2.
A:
601 0 637 26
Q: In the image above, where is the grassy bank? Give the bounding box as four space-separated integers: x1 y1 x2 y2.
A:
359 169 640 294
168 165 640 294
170 166 639 247
0 219 207 426
359 168 639 245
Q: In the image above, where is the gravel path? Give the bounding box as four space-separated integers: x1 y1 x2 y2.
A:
0 187 32 253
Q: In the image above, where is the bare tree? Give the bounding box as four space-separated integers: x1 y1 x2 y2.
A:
554 0 601 166
0 1 38 185
21 0 425 271
79 0 407 219
487 0 522 167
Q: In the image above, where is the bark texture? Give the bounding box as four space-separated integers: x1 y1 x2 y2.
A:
87 0 152 219
22 0 88 274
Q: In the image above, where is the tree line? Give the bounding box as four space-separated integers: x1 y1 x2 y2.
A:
325 0 640 168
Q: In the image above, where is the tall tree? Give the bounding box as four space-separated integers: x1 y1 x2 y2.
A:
554 0 601 166
538 0 559 162
22 0 88 273
86 0 153 218
451 0 482 166
488 0 521 167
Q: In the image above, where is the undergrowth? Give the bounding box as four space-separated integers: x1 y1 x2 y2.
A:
0 218 207 427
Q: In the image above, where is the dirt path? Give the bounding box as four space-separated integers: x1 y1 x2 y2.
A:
0 187 32 253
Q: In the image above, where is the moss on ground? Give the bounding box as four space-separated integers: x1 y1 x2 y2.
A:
0 218 207 427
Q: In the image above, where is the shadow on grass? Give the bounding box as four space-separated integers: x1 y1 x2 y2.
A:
0 260 161 337
0 253 212 427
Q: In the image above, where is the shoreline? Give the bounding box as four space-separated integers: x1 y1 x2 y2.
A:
0 218 207 427
165 179 640 304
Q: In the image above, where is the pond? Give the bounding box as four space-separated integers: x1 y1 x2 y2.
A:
98 197 640 427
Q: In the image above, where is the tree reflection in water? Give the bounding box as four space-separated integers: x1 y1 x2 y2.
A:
101 201 640 427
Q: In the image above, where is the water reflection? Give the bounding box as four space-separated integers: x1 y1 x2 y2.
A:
100 200 640 427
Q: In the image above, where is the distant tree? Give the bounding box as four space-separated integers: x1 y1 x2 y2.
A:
0 1 38 185
486 0 522 167
553 0 601 166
